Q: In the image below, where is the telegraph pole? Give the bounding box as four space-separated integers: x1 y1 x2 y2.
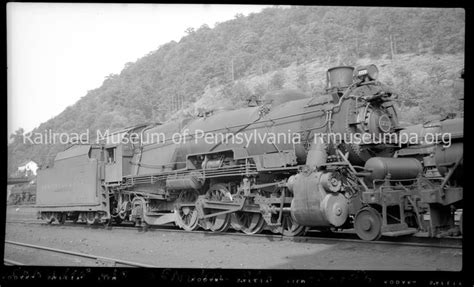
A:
231 58 235 82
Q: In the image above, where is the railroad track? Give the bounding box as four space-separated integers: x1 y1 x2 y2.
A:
4 240 157 267
6 219 462 250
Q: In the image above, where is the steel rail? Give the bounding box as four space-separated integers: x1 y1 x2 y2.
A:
152 226 462 250
4 240 157 268
4 258 25 265
6 220 462 250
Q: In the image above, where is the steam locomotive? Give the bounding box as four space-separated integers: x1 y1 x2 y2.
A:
36 64 463 241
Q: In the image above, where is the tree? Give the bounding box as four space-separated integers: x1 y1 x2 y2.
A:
296 66 310 91
226 81 252 105
366 26 386 58
269 71 286 90
184 27 195 34
254 82 268 98
10 128 25 144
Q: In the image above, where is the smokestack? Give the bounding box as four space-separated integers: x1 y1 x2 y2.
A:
326 66 354 89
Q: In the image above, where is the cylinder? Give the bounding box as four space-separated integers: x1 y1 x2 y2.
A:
364 157 422 182
290 171 349 227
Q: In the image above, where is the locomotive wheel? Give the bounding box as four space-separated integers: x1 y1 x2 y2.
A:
231 212 266 235
199 184 232 232
354 207 382 241
282 213 306 236
201 214 231 232
176 206 199 231
404 211 419 228
86 212 97 225
175 190 200 231
268 211 306 236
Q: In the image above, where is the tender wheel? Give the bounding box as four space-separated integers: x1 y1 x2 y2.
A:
112 200 130 225
231 212 265 235
354 207 382 241
118 209 129 222
175 190 200 231
199 184 232 232
102 219 111 227
113 216 123 225
71 213 79 224
43 212 55 224
281 213 305 236
57 213 66 224
86 212 97 225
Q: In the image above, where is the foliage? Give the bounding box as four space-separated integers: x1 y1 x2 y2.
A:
253 82 269 99
269 70 286 91
296 66 310 92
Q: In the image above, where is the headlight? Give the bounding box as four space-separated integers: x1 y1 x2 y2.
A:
355 64 379 81
366 64 379 80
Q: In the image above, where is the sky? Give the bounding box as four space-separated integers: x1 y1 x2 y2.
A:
7 3 271 136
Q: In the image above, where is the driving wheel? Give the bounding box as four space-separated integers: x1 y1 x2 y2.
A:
175 190 200 231
199 184 232 232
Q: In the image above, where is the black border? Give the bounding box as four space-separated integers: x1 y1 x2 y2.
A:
3 1 471 286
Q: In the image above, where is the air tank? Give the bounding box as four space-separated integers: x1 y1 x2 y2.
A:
363 157 423 183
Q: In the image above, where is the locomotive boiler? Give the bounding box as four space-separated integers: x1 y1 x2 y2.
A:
35 64 463 240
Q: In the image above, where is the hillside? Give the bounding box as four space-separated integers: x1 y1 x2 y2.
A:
8 6 465 174
192 53 463 123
